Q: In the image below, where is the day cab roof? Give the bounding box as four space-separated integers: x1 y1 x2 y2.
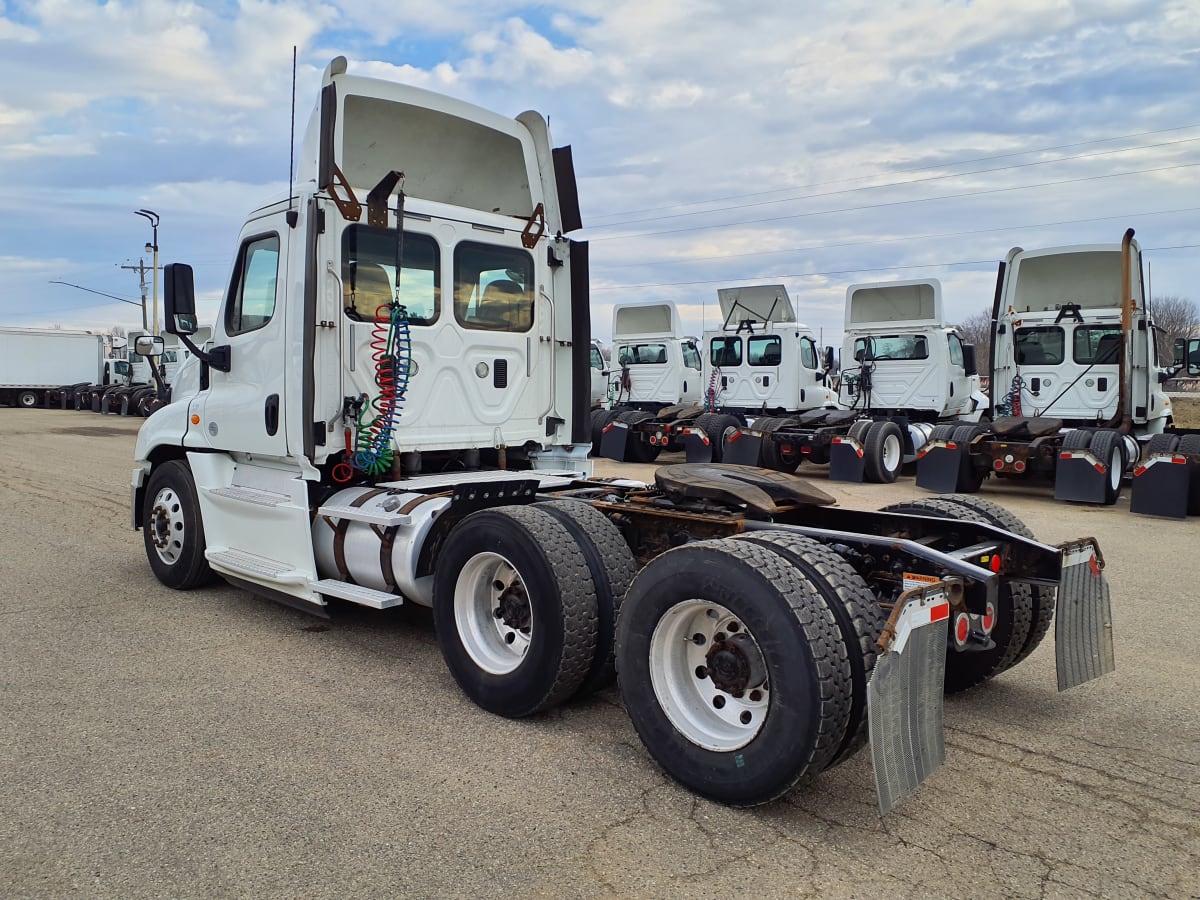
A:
716 284 796 327
297 57 571 233
844 279 943 331
612 302 686 341
1001 240 1141 313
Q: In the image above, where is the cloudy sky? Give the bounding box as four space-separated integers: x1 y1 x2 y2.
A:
2 0 1197 348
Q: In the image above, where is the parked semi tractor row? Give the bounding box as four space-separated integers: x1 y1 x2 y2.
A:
131 59 1114 812
0 325 204 416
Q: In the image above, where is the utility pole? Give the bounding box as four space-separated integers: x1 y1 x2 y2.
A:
119 259 150 332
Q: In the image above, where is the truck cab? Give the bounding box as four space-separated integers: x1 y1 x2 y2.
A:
991 241 1169 431
133 56 588 609
703 284 836 414
610 302 701 409
840 279 984 420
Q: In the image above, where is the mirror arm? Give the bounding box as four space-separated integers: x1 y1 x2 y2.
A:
177 332 231 373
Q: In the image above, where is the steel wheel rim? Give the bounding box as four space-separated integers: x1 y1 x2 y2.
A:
454 551 532 675
882 433 902 471
149 486 186 566
649 599 770 751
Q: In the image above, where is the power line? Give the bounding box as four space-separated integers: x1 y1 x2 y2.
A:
586 122 1200 222
590 243 1200 293
600 206 1200 268
585 135 1200 230
589 162 1200 243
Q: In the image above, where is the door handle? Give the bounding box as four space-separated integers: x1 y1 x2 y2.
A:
265 394 280 435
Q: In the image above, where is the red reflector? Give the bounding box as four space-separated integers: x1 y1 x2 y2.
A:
1014 461 1026 472
1060 452 1072 460
800 446 811 454
954 613 970 644
982 603 996 634
917 449 928 459
1089 556 1101 577
993 459 1004 470
1173 456 1187 465
946 441 957 450
1093 462 1105 473
930 603 950 622
602 423 614 433
1133 465 1146 477
832 437 844 444
729 431 742 443
990 554 1002 573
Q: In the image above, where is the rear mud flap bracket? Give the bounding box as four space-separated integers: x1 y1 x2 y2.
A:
868 586 949 814
1055 541 1115 691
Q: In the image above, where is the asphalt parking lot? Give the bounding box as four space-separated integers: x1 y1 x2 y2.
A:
1 410 1197 898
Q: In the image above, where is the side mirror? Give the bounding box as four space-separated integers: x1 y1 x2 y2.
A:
164 263 198 335
822 346 835 371
1189 338 1200 376
962 344 978 376
134 335 164 357
1173 337 1185 368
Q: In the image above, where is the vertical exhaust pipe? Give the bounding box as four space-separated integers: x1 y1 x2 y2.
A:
1105 228 1136 430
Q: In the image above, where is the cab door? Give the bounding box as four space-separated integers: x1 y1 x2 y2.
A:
194 215 289 457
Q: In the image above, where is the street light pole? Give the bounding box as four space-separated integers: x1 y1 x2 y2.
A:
135 209 160 335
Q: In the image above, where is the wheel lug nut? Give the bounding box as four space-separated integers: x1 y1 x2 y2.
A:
691 633 706 645
740 711 752 725
712 695 725 709
694 665 707 679
749 689 763 702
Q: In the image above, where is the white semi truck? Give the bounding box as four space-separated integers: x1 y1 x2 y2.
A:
0 327 110 408
592 302 703 462
916 230 1200 515
131 57 1115 811
733 279 988 483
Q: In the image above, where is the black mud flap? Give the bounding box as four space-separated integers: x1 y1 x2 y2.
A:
915 441 965 493
599 419 630 462
829 436 865 482
1053 451 1109 504
1130 454 1192 518
868 586 949 814
683 427 713 463
722 429 762 466
1055 541 1115 691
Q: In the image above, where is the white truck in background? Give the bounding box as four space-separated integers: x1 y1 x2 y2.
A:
733 279 988 483
129 57 1115 814
591 302 703 462
916 230 1200 515
0 327 110 408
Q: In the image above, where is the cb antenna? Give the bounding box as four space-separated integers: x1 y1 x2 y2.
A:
287 46 297 227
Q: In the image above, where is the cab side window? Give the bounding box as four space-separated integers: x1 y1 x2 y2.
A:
800 337 817 370
948 333 964 368
226 235 280 336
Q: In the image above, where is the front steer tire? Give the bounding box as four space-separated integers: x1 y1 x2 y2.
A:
615 538 852 806
432 506 599 719
142 460 217 590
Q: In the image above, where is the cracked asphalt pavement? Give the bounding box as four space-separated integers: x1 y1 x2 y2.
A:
1 411 1197 898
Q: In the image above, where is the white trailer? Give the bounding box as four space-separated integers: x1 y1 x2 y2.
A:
131 57 1115 812
0 327 107 408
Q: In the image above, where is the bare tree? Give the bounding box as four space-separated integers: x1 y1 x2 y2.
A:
1152 295 1199 364
954 308 992 371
